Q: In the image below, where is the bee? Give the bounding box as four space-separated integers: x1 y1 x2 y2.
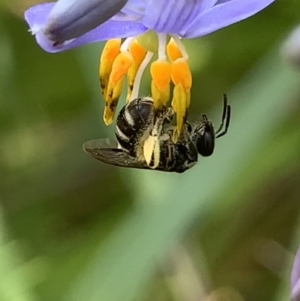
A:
83 95 231 173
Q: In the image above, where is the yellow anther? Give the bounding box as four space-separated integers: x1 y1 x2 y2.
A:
150 60 171 109
129 39 147 63
126 40 147 102
150 60 171 92
99 39 121 98
170 60 192 142
104 52 133 125
109 52 133 84
172 83 189 143
151 80 170 108
166 38 183 62
103 80 124 125
171 59 192 91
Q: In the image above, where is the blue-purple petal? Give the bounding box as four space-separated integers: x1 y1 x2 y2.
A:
24 2 55 30
215 0 232 3
24 3 146 53
45 0 129 42
120 0 146 19
182 0 275 38
142 0 211 34
197 0 219 13
24 0 277 53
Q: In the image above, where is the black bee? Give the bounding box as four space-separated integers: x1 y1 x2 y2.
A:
83 95 231 173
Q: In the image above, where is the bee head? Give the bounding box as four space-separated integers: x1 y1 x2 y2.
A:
192 94 231 157
192 115 215 157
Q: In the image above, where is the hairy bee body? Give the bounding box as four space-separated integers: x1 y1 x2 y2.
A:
116 98 199 172
84 95 231 173
142 127 199 173
115 97 154 159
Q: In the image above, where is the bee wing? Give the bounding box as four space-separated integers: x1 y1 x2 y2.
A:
83 138 119 149
83 138 151 170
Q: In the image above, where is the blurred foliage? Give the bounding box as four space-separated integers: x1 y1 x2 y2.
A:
0 1 300 301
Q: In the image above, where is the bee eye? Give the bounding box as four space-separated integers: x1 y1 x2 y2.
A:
196 130 215 157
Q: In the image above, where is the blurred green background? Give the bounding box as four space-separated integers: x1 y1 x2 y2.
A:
0 1 300 300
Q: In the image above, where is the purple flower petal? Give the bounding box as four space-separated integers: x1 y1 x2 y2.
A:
198 0 219 12
120 0 146 18
182 0 275 38
215 0 232 3
141 0 214 34
24 3 147 53
45 0 129 42
24 2 55 29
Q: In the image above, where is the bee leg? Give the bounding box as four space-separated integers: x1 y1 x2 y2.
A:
163 107 175 125
143 111 166 169
155 106 174 126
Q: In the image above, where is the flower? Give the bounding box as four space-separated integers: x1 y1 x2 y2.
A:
291 244 300 301
42 0 129 43
24 0 275 141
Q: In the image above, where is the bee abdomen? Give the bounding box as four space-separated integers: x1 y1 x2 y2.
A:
115 97 154 156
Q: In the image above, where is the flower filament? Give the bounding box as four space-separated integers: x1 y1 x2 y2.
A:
99 31 192 142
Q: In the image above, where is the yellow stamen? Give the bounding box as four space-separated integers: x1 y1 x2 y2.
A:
170 35 189 60
172 83 189 143
151 80 170 109
99 33 193 138
126 40 147 102
104 52 133 125
99 39 121 98
131 51 154 102
171 59 192 142
171 60 192 99
103 80 124 125
150 60 171 109
166 38 183 62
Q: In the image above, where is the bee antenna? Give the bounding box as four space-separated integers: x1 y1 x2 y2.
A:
216 104 231 138
202 114 208 122
215 93 228 135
